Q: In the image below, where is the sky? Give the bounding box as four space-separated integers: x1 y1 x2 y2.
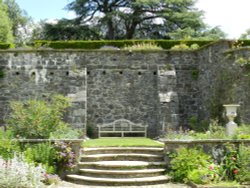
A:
15 0 250 39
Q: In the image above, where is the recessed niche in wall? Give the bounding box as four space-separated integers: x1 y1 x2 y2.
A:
49 72 54 75
103 71 106 75
87 71 90 75
15 72 20 75
119 71 123 74
66 71 69 76
138 71 142 75
31 72 36 76
153 71 157 75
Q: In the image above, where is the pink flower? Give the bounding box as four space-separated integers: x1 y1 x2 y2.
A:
209 164 214 170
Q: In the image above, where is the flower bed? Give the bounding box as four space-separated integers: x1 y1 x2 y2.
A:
161 139 250 186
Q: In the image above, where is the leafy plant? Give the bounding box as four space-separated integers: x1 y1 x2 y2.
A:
171 43 200 50
49 125 82 139
169 147 211 182
123 42 163 51
235 145 250 182
0 154 45 188
53 141 76 171
0 129 19 160
220 144 240 181
7 95 71 139
24 142 57 174
187 164 220 184
233 124 250 139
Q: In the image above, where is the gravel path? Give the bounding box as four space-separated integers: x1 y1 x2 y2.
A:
48 181 191 188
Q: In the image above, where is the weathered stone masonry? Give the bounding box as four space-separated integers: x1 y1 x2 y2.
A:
0 41 249 138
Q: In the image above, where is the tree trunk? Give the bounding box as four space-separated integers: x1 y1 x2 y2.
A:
126 23 137 39
107 20 115 40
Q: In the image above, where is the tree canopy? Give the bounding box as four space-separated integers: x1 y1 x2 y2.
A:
0 0 13 43
65 0 207 40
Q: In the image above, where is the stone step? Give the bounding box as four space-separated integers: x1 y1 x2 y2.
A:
81 153 163 162
82 147 164 155
67 174 171 186
78 161 166 170
79 168 166 178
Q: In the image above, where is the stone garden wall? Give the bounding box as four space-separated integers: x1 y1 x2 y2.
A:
0 41 249 137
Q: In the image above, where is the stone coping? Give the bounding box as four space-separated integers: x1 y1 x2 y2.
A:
8 139 84 143
159 139 250 144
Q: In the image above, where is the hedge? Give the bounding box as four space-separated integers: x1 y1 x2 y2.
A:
34 40 214 50
0 43 13 49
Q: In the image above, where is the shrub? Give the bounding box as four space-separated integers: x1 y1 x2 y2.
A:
232 124 250 139
24 142 76 174
49 125 82 139
187 165 220 185
171 43 200 50
7 95 71 139
0 129 19 160
123 42 163 50
220 144 250 182
0 43 13 49
0 154 45 188
24 142 57 174
53 141 76 171
0 139 19 160
235 145 250 182
169 147 211 182
34 40 212 50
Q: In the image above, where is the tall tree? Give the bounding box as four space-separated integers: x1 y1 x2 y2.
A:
4 0 31 45
0 0 13 43
66 0 206 40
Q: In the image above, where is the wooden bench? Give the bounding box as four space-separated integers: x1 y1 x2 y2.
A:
97 119 148 138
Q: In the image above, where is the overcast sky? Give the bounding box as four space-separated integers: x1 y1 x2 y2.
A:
15 0 250 39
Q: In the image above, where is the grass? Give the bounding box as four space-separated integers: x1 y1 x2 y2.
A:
83 138 163 147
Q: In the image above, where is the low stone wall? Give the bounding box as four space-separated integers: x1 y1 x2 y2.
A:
161 139 250 166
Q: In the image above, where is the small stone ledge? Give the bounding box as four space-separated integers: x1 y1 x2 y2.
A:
16 139 84 143
160 139 250 144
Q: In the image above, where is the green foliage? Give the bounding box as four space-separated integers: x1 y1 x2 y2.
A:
0 0 13 43
235 145 250 182
171 43 200 50
7 95 71 139
62 0 206 40
220 144 250 182
187 166 220 185
0 42 12 49
49 125 82 139
169 147 211 182
4 0 31 46
188 116 209 132
34 40 212 50
24 142 56 174
24 142 76 174
165 120 228 140
123 42 163 51
233 124 250 139
0 128 19 160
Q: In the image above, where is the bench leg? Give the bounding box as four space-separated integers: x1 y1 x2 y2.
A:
121 132 124 137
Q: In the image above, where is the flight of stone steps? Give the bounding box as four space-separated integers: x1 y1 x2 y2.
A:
67 147 171 186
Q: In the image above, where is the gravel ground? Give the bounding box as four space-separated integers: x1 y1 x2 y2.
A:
47 181 191 188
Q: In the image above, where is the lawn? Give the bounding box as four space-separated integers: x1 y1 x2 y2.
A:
83 138 163 147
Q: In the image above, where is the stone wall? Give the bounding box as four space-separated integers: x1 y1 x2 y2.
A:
0 41 249 137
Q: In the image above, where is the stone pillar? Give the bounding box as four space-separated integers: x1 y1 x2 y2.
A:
158 65 179 135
